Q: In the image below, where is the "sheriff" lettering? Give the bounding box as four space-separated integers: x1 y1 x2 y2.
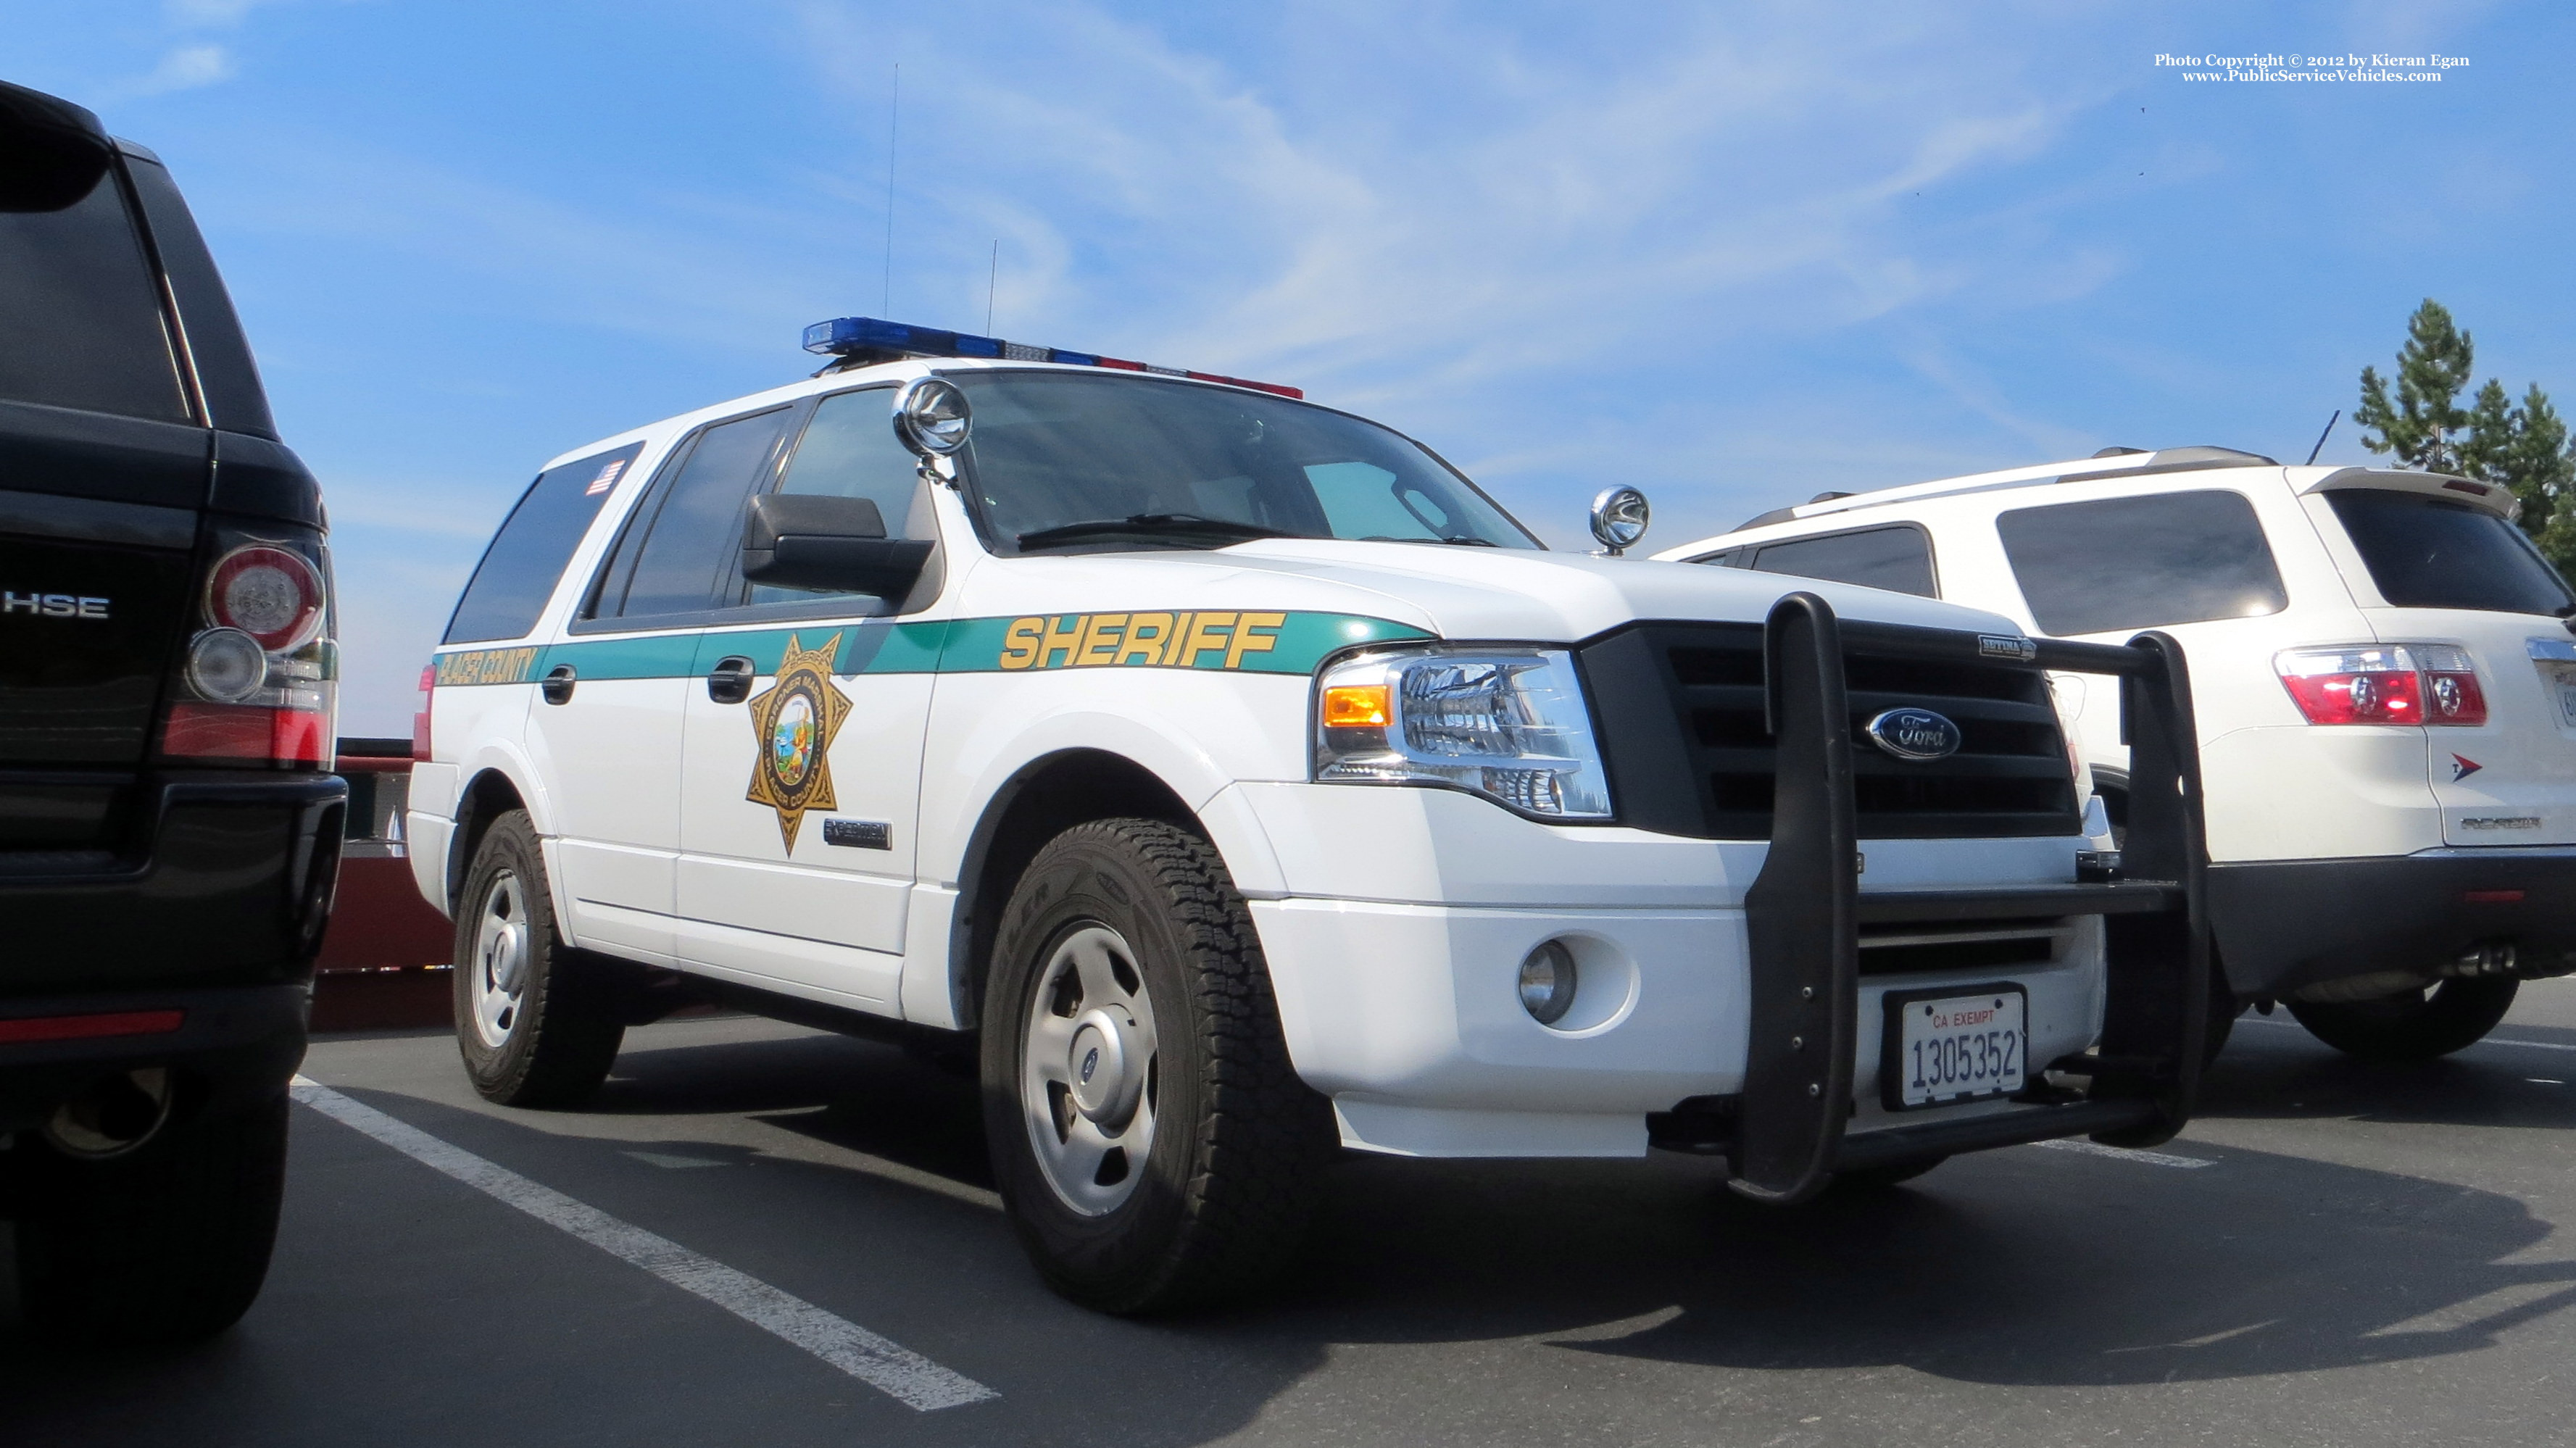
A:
997 612 1287 671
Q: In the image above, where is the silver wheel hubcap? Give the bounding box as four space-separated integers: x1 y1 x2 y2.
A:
470 870 531 1049
1021 924 1159 1215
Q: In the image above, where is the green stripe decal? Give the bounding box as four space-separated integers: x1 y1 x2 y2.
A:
432 611 1429 683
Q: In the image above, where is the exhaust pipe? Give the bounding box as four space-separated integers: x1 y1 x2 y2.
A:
2297 941 2576 1004
2441 940 2576 983
42 1068 173 1159
2441 941 2518 979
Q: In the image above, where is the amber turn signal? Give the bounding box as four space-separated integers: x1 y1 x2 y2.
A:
1321 684 1391 728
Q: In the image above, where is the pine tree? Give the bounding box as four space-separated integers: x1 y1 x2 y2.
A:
2356 299 2576 576
2356 300 2475 473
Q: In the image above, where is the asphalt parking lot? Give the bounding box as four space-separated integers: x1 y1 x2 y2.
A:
7 982 2575 1448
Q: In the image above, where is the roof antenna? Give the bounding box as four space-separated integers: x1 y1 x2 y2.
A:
986 240 998 336
881 63 898 315
2305 409 2339 466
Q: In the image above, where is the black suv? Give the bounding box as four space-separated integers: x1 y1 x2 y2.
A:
1 81 341 1344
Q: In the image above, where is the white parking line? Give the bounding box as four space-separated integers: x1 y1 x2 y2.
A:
2029 1137 2216 1168
288 1078 997 1412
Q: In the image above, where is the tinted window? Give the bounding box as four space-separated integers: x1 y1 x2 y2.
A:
122 154 273 438
444 444 646 644
1747 526 1936 597
951 372 1536 552
740 387 927 606
2327 488 2574 615
1998 490 2288 636
0 166 188 422
606 409 791 618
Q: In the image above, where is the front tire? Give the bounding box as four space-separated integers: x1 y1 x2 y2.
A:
981 818 1335 1313
14 1091 290 1347
453 812 625 1107
2287 977 2518 1062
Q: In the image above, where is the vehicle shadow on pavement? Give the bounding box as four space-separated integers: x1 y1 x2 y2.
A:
2193 1017 2576 1128
4 1022 2571 1445
1268 1141 2576 1389
593 1023 2576 1394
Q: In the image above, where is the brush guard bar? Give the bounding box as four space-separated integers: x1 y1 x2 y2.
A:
1732 593 2208 1204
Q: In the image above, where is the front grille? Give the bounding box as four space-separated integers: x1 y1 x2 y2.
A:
1579 620 2081 841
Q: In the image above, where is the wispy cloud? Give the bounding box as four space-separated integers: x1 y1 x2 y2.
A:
786 2 2125 423
125 42 234 96
165 0 294 27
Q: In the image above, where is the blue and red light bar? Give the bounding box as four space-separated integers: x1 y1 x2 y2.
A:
800 316 1303 399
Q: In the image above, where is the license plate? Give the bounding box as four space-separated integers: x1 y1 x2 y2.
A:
1885 986 2027 1110
2541 661 2576 729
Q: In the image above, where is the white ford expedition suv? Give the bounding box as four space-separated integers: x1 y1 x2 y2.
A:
410 317 2212 1311
1663 445 2576 1063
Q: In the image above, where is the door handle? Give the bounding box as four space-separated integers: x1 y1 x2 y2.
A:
707 656 757 704
541 664 576 705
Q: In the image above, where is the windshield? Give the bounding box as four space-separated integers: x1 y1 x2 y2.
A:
947 371 1539 554
2325 488 2575 616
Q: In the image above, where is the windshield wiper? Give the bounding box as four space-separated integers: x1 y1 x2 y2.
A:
1015 514 1297 551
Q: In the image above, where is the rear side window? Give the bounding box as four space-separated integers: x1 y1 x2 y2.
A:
595 408 792 620
444 444 645 644
0 165 189 422
2325 488 2574 616
1998 489 2287 636
1744 526 1937 597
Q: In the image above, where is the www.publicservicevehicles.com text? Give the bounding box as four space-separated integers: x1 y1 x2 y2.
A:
2153 53 2467 83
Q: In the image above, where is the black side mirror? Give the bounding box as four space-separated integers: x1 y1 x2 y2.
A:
741 493 934 596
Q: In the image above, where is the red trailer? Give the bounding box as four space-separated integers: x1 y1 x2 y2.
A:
312 739 453 1031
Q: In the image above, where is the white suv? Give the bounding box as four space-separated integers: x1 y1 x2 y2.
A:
410 317 2212 1310
1662 445 2576 1061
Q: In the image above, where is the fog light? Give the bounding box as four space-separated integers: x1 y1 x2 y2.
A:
186 626 267 702
1518 940 1579 1025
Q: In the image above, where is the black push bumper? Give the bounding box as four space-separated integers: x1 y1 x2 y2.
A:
2209 849 2576 998
1724 596 2211 1203
0 982 308 1136
0 772 344 996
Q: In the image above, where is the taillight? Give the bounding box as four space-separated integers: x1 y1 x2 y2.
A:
205 544 325 650
412 664 436 762
161 524 338 768
2410 644 2489 725
2274 644 2485 727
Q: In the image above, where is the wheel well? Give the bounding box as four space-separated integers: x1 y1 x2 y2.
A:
953 749 1197 1029
2088 766 2130 833
449 769 526 912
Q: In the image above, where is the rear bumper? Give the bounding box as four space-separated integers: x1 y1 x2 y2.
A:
2209 847 2576 997
0 773 346 996
0 983 308 1135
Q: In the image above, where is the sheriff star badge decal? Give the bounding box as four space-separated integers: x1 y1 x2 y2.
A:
744 633 852 851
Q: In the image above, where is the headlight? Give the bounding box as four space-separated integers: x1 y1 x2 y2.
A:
1312 646 1613 820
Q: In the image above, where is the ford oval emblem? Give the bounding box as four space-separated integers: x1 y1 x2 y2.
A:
1866 707 1962 762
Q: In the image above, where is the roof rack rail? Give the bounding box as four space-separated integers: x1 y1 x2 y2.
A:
1728 445 2281 531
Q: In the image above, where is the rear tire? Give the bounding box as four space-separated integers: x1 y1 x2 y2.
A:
2287 977 2518 1062
453 811 625 1107
981 818 1336 1313
14 1091 289 1347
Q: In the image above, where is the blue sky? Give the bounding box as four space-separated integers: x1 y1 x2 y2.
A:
7 1 2568 732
